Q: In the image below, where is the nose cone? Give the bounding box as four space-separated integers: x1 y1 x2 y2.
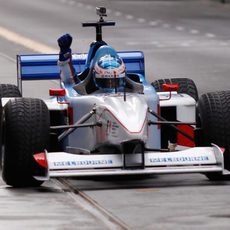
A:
104 94 148 133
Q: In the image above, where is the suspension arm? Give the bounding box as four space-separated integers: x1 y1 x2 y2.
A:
50 122 101 130
58 109 96 142
148 108 195 141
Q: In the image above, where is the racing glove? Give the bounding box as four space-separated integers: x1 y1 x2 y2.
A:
57 33 73 61
57 33 79 84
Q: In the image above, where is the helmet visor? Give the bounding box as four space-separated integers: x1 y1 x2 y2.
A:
94 54 126 90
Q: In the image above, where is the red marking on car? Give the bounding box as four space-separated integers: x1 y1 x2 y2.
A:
68 106 74 125
162 83 179 92
68 56 78 84
177 124 195 147
160 84 179 101
33 152 48 168
49 88 66 97
220 147 225 154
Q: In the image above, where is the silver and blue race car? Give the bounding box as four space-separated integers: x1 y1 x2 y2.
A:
1 7 230 187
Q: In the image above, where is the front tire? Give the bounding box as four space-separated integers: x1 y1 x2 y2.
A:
197 91 230 180
0 84 21 156
2 98 50 187
197 91 230 147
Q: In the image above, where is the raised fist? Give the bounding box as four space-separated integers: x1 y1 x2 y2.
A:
57 33 73 61
57 33 72 52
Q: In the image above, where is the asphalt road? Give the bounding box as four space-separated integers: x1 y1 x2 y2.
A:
0 0 230 229
1 0 230 94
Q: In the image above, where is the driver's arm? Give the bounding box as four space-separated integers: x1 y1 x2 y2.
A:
57 33 80 84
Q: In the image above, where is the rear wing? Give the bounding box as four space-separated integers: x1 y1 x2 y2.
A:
17 51 145 92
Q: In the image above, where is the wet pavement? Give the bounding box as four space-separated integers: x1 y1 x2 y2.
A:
0 177 110 230
0 54 110 230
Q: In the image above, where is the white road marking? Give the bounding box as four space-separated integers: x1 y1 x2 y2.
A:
176 26 184 31
60 0 67 3
149 21 160 26
219 42 228 46
77 2 83 7
180 42 191 47
150 41 160 45
0 26 58 54
86 5 93 10
58 3 220 44
114 11 122 17
126 15 134 20
137 18 146 23
0 52 16 62
205 33 216 38
68 0 75 6
190 29 199 34
155 43 165 48
126 41 139 45
107 9 112 14
0 8 224 56
125 39 229 48
163 23 170 28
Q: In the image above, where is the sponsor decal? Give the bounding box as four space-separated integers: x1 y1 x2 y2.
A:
53 159 113 167
149 155 209 163
110 122 120 137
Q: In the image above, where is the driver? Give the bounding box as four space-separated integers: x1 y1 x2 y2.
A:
57 33 143 94
93 54 126 92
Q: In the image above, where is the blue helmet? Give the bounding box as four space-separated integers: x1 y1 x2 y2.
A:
93 54 126 90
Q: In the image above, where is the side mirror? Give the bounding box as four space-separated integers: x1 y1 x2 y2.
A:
162 84 179 92
49 88 66 97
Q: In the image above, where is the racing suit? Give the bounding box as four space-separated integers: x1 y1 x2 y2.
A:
57 33 106 85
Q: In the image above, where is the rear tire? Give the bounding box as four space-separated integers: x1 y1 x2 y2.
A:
2 98 50 187
0 84 21 98
151 78 198 101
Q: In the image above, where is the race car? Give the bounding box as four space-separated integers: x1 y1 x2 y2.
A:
1 7 230 187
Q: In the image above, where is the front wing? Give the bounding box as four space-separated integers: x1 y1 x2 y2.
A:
33 144 229 180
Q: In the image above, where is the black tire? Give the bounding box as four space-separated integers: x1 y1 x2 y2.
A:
0 100 2 156
0 84 21 156
151 78 198 101
2 98 50 187
205 172 230 181
197 91 230 147
0 84 21 98
197 91 230 181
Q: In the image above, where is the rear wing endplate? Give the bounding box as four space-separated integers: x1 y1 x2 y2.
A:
17 51 145 92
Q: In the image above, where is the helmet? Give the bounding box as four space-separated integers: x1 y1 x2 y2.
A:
93 54 126 90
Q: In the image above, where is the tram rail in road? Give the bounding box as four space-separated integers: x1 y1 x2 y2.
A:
55 178 129 230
